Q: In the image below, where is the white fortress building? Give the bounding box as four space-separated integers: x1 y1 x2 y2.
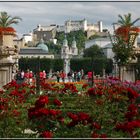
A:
59 19 103 33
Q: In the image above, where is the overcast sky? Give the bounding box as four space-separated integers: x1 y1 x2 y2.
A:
0 1 140 38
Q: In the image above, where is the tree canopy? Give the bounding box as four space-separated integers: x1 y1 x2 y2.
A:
83 45 105 59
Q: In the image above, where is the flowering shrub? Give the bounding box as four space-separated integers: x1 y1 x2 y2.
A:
0 78 140 138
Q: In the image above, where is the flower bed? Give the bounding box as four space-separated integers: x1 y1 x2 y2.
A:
0 78 140 138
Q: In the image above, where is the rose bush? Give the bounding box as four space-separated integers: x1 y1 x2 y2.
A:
0 78 140 138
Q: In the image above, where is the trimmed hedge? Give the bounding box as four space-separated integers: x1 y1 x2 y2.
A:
70 58 113 75
18 57 113 75
18 58 64 73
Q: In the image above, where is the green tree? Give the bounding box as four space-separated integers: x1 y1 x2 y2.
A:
45 41 61 55
0 11 22 27
117 13 140 26
83 45 105 59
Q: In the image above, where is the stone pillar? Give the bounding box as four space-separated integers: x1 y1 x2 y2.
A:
0 58 15 89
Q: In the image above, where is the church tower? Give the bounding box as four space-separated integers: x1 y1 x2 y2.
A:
71 37 78 56
61 34 69 59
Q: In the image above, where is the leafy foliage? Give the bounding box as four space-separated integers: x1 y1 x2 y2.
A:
0 11 22 27
55 30 87 50
45 41 61 55
83 45 105 59
117 13 140 26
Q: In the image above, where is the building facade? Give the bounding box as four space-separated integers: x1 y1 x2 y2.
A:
19 39 54 59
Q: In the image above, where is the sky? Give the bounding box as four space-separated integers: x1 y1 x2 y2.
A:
0 1 140 38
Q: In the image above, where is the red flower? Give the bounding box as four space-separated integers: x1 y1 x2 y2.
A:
125 104 138 121
9 90 19 96
100 134 107 138
67 121 78 128
92 122 101 130
67 112 79 122
82 84 88 89
127 87 139 99
49 109 61 116
35 95 49 108
91 132 100 138
38 108 49 116
40 131 53 138
116 120 140 134
13 109 20 117
53 99 62 106
87 87 95 96
78 112 90 121
128 104 138 113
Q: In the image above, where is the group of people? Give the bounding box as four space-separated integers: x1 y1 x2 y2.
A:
53 69 84 82
13 69 47 85
13 69 86 84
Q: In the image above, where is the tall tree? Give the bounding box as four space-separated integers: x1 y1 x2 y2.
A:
0 11 22 27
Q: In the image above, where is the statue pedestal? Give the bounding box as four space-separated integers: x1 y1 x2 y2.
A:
0 58 14 89
64 58 70 77
120 64 136 82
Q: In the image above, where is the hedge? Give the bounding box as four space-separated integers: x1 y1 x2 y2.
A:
18 57 113 75
18 58 64 73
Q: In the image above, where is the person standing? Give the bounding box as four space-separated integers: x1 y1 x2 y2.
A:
29 71 33 85
43 70 46 82
15 70 23 85
56 71 60 82
67 71 72 82
77 71 81 82
25 69 30 84
81 69 84 80
60 70 66 82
